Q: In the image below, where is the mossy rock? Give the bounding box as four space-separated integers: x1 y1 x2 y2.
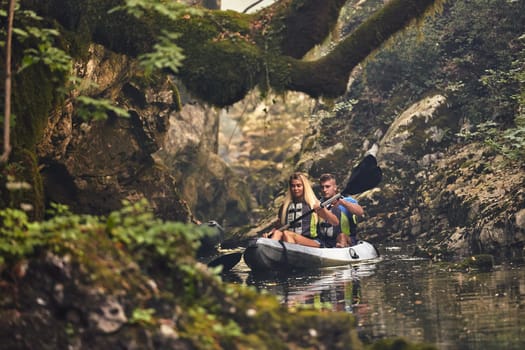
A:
455 254 494 272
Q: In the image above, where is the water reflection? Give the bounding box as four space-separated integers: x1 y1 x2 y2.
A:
223 244 525 349
245 266 365 312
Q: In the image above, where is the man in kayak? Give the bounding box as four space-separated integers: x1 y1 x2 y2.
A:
318 173 364 247
265 172 338 247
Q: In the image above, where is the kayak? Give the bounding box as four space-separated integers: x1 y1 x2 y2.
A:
207 154 383 272
243 237 380 272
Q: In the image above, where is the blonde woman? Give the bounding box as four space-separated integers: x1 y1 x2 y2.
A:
267 172 338 247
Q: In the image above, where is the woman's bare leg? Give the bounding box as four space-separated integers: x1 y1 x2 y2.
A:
281 230 295 243
269 229 283 240
287 232 320 247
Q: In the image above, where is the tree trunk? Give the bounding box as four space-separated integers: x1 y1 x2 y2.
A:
1 0 16 163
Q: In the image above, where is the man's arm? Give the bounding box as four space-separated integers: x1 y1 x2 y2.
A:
338 198 364 217
314 202 339 226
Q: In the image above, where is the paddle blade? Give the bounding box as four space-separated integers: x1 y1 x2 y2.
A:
342 154 382 195
207 252 242 272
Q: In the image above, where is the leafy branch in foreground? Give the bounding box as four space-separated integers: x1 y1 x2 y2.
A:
0 5 72 75
106 199 210 267
0 199 211 278
75 96 130 121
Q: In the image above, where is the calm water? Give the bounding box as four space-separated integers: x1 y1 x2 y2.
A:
221 243 525 350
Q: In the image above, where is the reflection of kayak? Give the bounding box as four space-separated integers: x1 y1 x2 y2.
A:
243 238 380 272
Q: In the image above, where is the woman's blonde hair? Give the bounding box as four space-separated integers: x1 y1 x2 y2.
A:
280 172 319 225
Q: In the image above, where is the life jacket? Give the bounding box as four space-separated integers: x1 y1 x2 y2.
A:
282 201 318 238
318 204 343 240
318 199 359 247
339 196 359 237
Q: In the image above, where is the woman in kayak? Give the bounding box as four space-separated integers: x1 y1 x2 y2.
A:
265 172 338 247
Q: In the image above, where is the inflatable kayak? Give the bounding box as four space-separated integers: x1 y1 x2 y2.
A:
243 237 380 272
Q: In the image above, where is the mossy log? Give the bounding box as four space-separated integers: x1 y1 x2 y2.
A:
22 0 444 107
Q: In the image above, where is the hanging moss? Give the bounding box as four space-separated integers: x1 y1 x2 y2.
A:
11 63 67 150
0 52 66 216
171 10 264 106
169 79 183 112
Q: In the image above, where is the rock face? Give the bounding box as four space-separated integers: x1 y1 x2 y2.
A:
37 44 252 225
289 90 524 261
418 146 525 260
343 95 525 261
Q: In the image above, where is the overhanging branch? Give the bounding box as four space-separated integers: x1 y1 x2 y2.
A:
284 0 442 98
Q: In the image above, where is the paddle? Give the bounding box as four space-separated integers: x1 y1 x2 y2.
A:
206 154 382 270
207 251 243 271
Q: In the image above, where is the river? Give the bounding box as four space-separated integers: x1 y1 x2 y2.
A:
220 243 525 349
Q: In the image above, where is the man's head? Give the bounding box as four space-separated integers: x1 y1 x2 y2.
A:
319 173 338 199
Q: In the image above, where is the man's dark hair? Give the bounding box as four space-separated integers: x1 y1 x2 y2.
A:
319 173 336 183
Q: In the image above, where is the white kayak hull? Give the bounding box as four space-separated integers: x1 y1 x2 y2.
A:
243 238 379 272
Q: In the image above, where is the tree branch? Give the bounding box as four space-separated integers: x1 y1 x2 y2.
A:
19 0 443 107
278 0 347 58
243 0 264 14
285 0 442 98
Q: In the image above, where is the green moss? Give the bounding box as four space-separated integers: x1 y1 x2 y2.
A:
11 62 66 150
1 201 437 349
172 11 265 106
179 39 263 106
0 60 64 219
455 254 494 272
169 79 183 112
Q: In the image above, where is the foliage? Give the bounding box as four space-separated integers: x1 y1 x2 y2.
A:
106 199 209 268
109 0 202 76
75 95 130 121
457 34 525 163
332 99 358 115
129 307 156 326
0 5 71 75
0 199 209 276
345 0 524 151
181 305 243 349
138 30 185 76
0 208 43 265
456 120 525 163
0 1 129 130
